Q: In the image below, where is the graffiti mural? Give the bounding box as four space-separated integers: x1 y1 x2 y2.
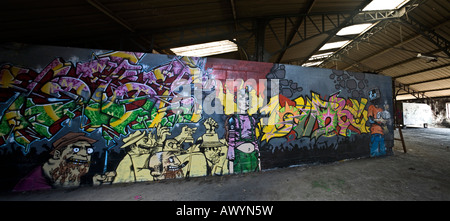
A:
0 51 207 151
259 91 370 142
225 86 261 174
13 132 97 191
0 44 393 191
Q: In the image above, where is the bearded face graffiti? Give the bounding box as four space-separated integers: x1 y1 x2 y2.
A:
148 151 187 181
43 141 94 188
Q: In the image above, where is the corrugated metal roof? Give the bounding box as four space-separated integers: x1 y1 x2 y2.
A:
396 65 450 84
1 0 449 100
320 0 450 101
425 89 450 98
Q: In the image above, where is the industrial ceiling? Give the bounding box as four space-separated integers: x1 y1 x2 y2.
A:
2 0 449 101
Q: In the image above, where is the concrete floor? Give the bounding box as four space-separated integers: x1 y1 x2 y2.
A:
1 127 450 201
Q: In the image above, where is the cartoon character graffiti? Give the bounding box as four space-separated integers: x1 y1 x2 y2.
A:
170 118 228 178
13 132 97 191
147 125 194 181
110 117 227 182
225 86 261 174
367 88 391 157
110 130 156 183
0 52 207 154
108 124 191 183
196 118 228 176
0 45 396 192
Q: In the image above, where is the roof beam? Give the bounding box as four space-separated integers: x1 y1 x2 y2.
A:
230 0 238 30
137 10 384 57
405 75 450 86
400 16 450 57
353 8 407 23
86 0 135 33
230 0 249 60
395 81 432 101
269 14 350 58
296 0 373 66
376 48 442 72
255 19 267 62
397 86 450 95
342 31 421 71
275 0 316 63
393 63 450 80
319 2 423 69
375 19 450 72
86 0 169 54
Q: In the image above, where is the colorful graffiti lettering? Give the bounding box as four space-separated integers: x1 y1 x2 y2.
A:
260 91 369 142
0 52 208 153
0 45 394 192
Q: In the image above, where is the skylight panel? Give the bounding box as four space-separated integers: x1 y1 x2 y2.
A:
337 23 374 36
308 52 334 61
363 0 410 11
302 61 323 67
170 40 238 57
319 41 350 51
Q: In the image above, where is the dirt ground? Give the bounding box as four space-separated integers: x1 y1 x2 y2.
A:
1 127 450 201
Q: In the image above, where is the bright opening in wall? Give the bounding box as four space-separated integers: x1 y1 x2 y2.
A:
170 40 238 57
446 103 450 119
363 0 410 11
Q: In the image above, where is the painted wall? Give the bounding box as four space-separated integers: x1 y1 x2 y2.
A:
0 43 394 192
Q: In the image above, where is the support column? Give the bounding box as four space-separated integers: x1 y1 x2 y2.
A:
255 19 267 62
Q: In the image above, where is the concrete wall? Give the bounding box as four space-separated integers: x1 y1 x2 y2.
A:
0 43 394 192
